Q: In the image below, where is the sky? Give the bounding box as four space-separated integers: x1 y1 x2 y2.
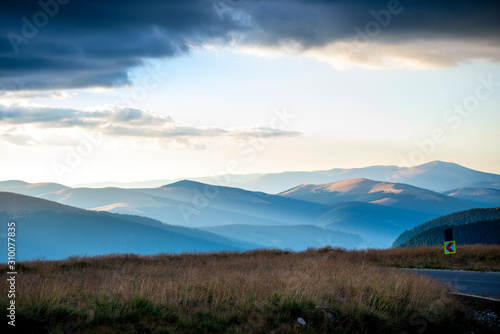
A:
1 0 499 185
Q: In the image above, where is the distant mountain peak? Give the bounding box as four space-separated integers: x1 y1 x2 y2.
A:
161 180 205 188
280 177 468 214
0 180 29 187
282 178 387 195
26 182 68 189
416 160 468 169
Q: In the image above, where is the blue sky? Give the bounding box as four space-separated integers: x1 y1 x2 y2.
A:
1 0 499 185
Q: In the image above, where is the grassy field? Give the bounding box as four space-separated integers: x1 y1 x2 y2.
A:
355 244 500 272
1 246 498 333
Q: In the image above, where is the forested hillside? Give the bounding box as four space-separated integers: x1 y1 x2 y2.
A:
398 219 500 247
392 207 500 247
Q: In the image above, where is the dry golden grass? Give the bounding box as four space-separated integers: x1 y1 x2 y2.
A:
1 246 488 333
357 244 500 271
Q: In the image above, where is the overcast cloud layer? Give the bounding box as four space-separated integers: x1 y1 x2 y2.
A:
1 0 500 90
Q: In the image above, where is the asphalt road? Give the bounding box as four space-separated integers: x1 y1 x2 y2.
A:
402 269 500 299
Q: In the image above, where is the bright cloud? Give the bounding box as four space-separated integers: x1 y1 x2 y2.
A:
0 104 301 149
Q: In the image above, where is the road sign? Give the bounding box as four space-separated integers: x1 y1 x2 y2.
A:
444 241 456 254
444 228 453 242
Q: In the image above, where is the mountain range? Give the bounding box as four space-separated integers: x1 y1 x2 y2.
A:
1 161 499 259
1 177 475 247
74 161 500 194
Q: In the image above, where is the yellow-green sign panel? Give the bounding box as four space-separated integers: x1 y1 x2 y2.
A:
444 241 456 254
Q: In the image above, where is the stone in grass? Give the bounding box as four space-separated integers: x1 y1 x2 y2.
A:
315 305 338 322
297 317 307 327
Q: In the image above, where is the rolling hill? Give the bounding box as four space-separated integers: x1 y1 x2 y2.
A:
279 178 474 247
133 180 323 224
0 180 69 196
31 181 324 227
40 186 168 213
384 161 500 193
392 207 500 247
444 187 500 208
0 192 253 261
397 219 500 248
279 178 469 214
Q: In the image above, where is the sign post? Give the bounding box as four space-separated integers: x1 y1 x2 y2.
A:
444 228 455 268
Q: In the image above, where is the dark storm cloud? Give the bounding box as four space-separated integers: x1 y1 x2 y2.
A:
243 0 500 46
0 0 239 90
1 0 499 90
